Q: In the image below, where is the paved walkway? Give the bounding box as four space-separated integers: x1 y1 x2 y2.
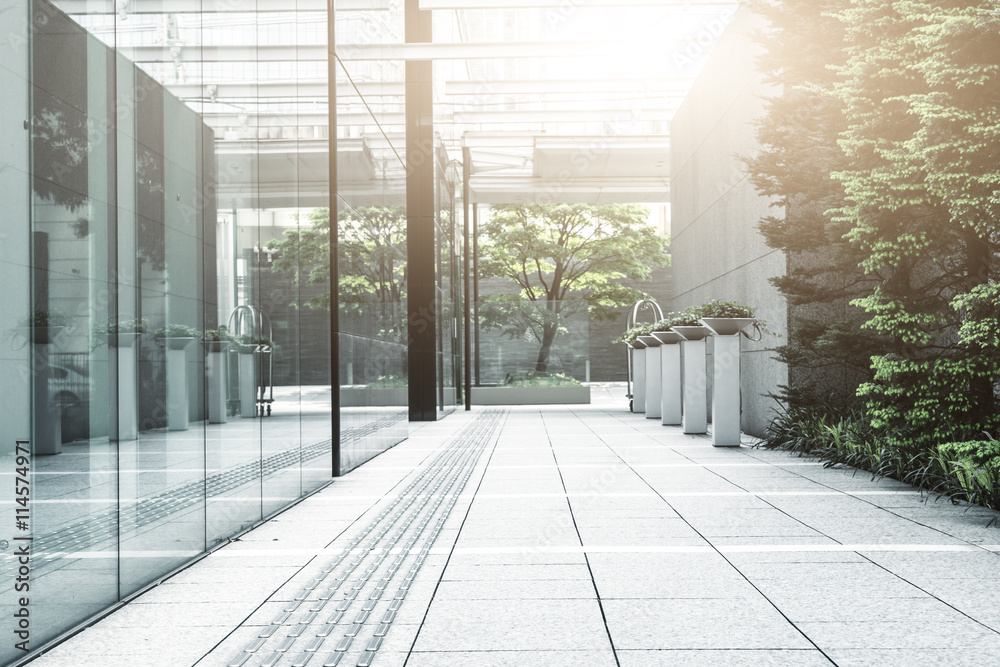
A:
30 387 1000 667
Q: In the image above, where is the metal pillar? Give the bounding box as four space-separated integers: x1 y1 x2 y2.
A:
473 203 481 386
327 2 342 474
463 148 472 410
405 0 438 421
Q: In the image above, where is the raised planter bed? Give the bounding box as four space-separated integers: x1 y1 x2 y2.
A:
471 385 590 406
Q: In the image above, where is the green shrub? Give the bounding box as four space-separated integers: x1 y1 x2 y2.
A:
501 372 581 387
760 404 1000 518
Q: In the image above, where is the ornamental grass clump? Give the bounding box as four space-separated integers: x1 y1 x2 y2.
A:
761 403 1000 518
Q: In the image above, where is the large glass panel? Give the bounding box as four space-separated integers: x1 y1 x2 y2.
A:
0 1 340 660
335 2 408 473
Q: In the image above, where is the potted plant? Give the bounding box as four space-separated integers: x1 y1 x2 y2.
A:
12 310 71 345
201 329 234 424
92 317 148 348
614 322 655 347
669 308 713 341
649 312 689 345
156 323 198 350
156 324 197 431
697 300 758 337
200 328 234 352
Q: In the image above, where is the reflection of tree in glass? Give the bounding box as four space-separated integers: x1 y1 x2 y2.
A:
479 204 670 372
135 146 166 271
32 106 88 211
268 207 407 329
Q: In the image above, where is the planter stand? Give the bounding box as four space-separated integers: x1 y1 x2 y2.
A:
638 336 662 420
30 329 63 455
701 318 755 447
203 341 230 424
109 333 141 441
164 337 195 431
631 341 647 413
238 351 258 418
673 326 711 435
652 331 684 425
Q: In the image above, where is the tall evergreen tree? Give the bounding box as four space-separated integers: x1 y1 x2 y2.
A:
832 0 1000 446
745 0 888 409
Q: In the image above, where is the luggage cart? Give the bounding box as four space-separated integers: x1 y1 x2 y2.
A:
228 304 275 417
624 297 663 412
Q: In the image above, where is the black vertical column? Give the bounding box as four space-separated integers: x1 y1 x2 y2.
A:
406 0 437 421
328 0 342 474
462 148 472 410
473 203 481 386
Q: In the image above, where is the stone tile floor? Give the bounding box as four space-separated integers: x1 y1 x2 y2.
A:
28 386 1000 666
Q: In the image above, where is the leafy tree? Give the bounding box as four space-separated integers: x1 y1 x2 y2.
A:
478 203 669 372
831 0 999 447
268 207 407 333
744 0 889 409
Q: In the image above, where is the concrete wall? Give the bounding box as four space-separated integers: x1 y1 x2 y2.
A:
670 6 787 437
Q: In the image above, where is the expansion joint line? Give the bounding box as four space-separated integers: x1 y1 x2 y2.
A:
228 408 505 667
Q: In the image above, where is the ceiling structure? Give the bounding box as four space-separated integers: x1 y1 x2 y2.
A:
65 0 739 209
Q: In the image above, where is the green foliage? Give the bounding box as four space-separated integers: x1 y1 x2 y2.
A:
936 440 1000 511
696 300 755 319
761 404 1000 516
613 321 656 345
369 374 408 389
200 329 235 343
500 372 581 388
745 0 885 409
953 283 1000 350
20 310 71 328
479 204 669 371
830 0 1000 448
93 317 148 335
267 207 406 322
158 324 197 338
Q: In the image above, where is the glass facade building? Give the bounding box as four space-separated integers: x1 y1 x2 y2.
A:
0 1 458 661
0 0 701 661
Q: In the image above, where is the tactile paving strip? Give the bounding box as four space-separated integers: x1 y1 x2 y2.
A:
228 408 506 667
10 411 407 572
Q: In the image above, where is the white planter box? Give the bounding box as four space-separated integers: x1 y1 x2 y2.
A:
341 386 408 407
652 332 684 426
674 326 711 435
472 386 590 405
639 336 662 420
238 352 258 418
632 346 646 413
165 339 194 431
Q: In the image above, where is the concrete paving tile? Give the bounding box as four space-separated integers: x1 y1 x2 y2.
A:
446 551 588 565
603 598 812 650
434 579 596 600
796 621 1000 650
442 562 592 581
764 592 971 623
412 599 610 652
826 648 1000 666
97 601 254 628
595 575 760 600
191 625 268 667
405 650 618 666
617 649 833 666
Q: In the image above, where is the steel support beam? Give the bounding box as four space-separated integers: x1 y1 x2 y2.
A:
463 147 472 411
406 0 438 421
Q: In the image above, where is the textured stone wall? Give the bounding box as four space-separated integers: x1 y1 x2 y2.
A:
670 6 788 437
